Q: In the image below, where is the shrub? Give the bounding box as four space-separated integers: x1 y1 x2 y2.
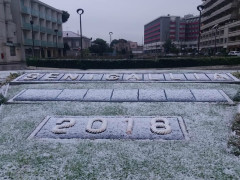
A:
26 57 240 70
0 94 6 105
234 91 240 102
228 114 240 156
232 71 240 79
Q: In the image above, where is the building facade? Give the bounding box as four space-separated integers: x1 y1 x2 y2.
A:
4 0 64 61
144 15 199 53
144 15 180 53
183 15 199 50
63 31 91 50
112 40 140 54
0 0 21 63
200 0 240 53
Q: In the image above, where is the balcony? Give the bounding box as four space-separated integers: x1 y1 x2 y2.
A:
228 39 240 46
46 28 54 34
21 5 31 14
202 3 235 23
22 22 32 30
201 14 232 30
57 19 62 24
202 0 225 16
4 0 11 3
58 43 64 48
24 39 33 46
40 26 46 33
41 41 47 47
33 25 39 32
47 42 54 47
46 16 52 21
34 40 41 46
57 31 63 36
229 30 240 37
31 9 39 17
52 18 57 23
39 13 45 19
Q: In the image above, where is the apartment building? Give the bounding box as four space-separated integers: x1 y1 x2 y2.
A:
0 0 21 63
200 0 240 53
10 0 64 60
144 15 199 53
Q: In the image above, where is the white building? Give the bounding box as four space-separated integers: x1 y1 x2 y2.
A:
0 0 64 63
0 0 21 63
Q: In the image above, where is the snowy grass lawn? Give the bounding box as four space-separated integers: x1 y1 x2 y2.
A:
0 82 240 179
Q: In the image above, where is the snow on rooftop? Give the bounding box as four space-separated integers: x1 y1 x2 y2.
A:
63 31 90 39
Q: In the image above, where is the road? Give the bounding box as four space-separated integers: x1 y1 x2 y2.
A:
0 62 27 71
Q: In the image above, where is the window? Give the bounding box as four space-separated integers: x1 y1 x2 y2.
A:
10 46 16 56
76 41 79 47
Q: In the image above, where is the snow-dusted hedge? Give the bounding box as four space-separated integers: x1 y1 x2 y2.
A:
234 91 240 102
26 57 240 69
0 94 6 105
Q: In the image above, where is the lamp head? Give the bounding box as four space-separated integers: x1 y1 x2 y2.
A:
197 5 204 12
77 9 84 15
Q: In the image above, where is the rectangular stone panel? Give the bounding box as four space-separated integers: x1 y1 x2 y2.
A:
9 89 233 104
111 89 139 102
184 73 210 81
81 74 104 81
206 73 233 81
139 89 167 102
56 89 88 101
164 73 187 81
165 89 195 102
28 116 189 140
40 73 64 81
191 89 226 102
102 74 124 81
144 74 165 81
123 74 143 81
59 74 83 81
18 73 45 81
84 89 113 102
14 89 62 101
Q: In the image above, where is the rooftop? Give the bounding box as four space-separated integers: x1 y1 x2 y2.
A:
144 15 180 27
63 31 91 39
34 0 63 13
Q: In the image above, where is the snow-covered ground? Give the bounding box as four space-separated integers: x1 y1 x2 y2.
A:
0 69 239 179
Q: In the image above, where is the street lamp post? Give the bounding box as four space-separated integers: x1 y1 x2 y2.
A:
30 19 34 57
109 32 113 46
197 5 204 54
212 24 219 55
54 29 58 57
77 8 84 58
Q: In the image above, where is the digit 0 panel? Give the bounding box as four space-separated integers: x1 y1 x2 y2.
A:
28 116 189 141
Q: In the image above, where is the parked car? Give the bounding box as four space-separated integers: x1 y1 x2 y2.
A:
165 53 177 57
228 51 240 56
215 52 223 56
178 53 184 56
187 52 194 56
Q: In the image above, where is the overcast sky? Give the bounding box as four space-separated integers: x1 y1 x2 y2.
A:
41 0 203 44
